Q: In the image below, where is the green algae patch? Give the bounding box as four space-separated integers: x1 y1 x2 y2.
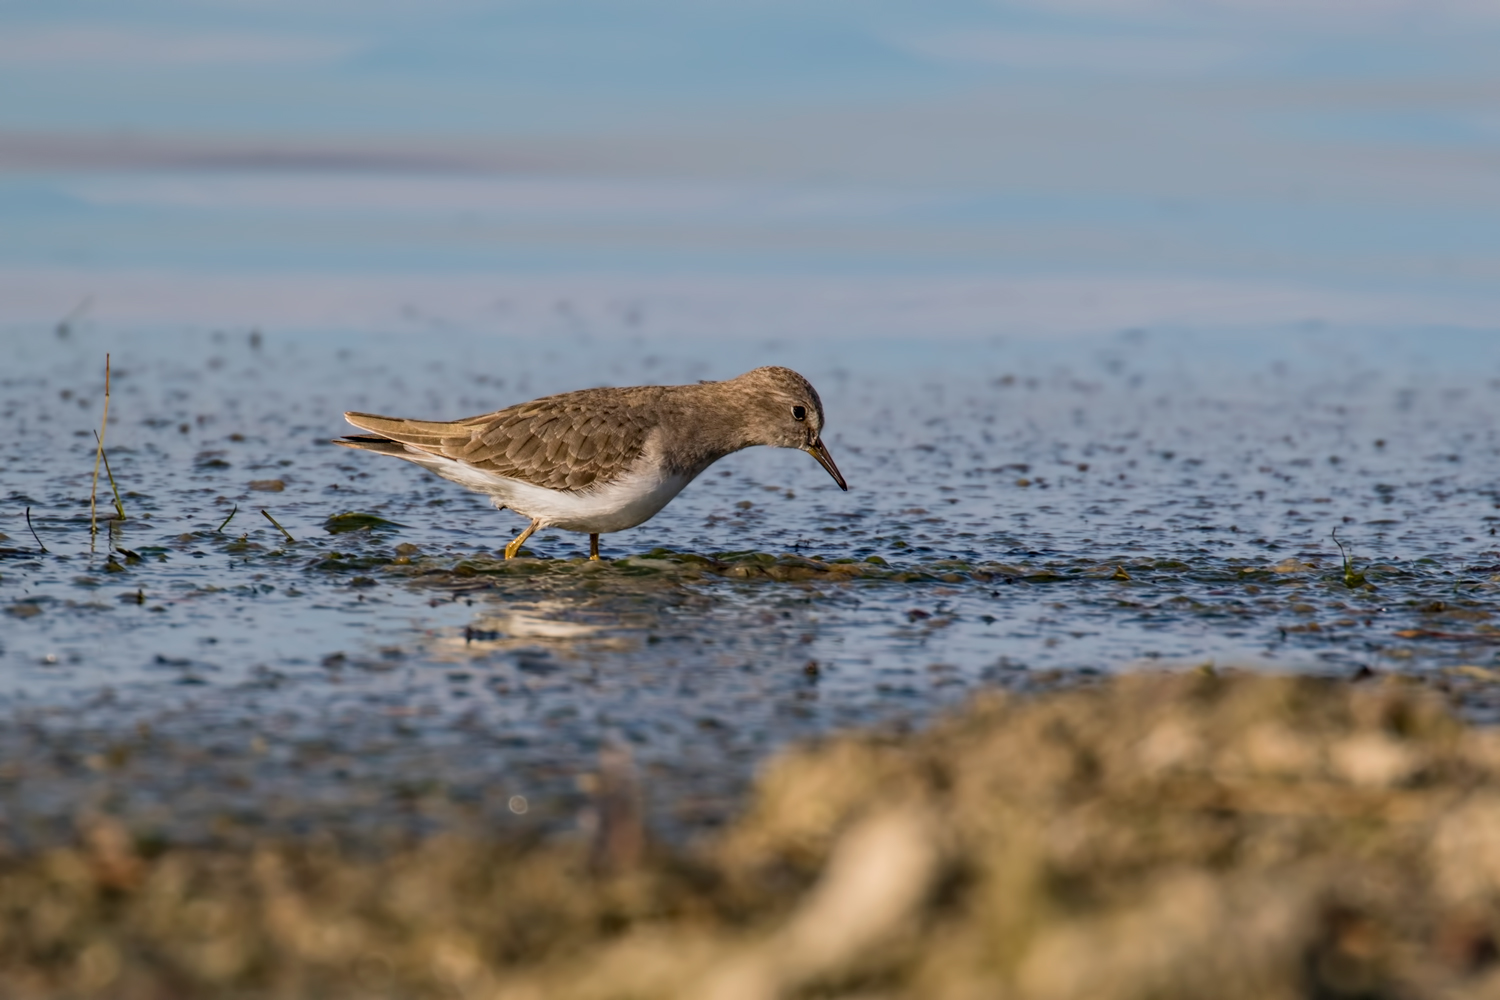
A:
1021 570 1068 583
221 535 262 555
379 549 941 589
376 547 1286 592
7 672 1500 999
613 557 674 576
307 551 392 573
889 570 937 583
323 511 408 534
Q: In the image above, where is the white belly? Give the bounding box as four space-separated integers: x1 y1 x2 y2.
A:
399 444 695 534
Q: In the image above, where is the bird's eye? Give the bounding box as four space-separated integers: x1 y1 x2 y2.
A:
791 405 807 422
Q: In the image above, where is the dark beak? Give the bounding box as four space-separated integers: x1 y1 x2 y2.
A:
806 438 848 491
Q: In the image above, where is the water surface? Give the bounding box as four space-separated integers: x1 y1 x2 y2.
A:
5 322 1500 847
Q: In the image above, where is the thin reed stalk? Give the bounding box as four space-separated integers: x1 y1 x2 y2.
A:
94 431 126 521
261 509 295 544
25 507 46 554
89 354 112 552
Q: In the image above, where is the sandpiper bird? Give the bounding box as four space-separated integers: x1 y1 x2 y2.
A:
336 366 847 560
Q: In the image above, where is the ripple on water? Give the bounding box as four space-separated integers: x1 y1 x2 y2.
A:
3 326 1500 843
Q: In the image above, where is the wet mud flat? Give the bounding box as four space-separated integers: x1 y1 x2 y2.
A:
6 327 1500 995
9 671 1500 998
8 536 1500 855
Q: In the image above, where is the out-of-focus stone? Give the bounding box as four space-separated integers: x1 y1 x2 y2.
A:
1017 871 1310 1000
6 672 1500 1000
1329 732 1419 788
1431 794 1500 906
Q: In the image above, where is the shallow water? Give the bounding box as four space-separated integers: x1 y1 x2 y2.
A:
4 322 1500 846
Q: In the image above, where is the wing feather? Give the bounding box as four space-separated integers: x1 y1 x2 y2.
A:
343 386 661 491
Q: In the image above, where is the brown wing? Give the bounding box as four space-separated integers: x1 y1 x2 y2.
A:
343 386 662 491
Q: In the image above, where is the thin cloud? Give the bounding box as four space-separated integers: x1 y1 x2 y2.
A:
902 30 1246 75
0 26 361 67
995 0 1500 28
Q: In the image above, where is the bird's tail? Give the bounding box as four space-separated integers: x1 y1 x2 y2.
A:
333 434 409 456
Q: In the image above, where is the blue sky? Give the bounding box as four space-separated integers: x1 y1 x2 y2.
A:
3 1 1500 335
5 1 1500 136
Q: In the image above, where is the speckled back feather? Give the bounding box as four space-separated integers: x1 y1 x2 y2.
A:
343 385 670 491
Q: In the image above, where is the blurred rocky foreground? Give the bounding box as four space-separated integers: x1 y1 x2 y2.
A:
7 670 1500 999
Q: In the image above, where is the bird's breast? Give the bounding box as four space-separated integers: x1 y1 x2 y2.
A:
493 440 698 533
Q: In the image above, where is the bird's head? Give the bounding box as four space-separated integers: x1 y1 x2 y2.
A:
725 366 847 490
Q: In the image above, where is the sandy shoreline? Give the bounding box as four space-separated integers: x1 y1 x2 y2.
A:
6 668 1500 998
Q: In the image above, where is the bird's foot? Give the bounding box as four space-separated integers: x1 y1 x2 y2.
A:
504 519 542 560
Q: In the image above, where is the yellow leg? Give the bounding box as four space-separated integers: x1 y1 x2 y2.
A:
589 533 600 561
504 518 542 559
